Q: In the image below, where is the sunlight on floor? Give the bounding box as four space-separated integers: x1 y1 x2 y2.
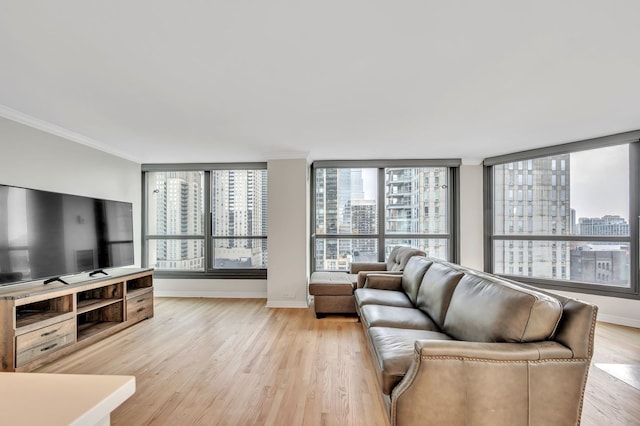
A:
595 364 640 391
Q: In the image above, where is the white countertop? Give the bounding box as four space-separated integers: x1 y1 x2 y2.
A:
0 373 135 426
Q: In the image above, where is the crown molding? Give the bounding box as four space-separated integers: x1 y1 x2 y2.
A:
0 104 141 163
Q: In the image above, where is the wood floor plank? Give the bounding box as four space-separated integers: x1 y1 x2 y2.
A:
35 298 639 426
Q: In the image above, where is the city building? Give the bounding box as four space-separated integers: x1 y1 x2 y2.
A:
578 215 630 236
152 171 204 270
492 155 571 280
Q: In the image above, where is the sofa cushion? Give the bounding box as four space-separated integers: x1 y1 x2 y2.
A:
400 257 433 305
368 327 452 395
443 273 563 342
354 288 414 309
308 272 355 296
360 305 439 330
415 261 464 328
386 246 427 272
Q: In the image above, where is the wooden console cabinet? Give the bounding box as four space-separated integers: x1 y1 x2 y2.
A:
0 268 153 372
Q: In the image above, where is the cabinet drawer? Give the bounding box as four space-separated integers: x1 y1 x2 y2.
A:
16 318 76 352
127 289 153 322
15 319 76 367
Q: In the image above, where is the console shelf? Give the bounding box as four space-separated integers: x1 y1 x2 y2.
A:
77 298 123 315
0 268 153 372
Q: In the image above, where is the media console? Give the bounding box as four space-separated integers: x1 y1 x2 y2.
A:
0 268 153 372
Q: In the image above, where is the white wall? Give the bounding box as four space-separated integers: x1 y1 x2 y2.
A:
153 279 266 298
552 291 640 328
459 163 484 270
0 116 142 267
265 158 309 308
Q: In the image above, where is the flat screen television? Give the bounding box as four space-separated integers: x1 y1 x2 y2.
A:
0 184 134 287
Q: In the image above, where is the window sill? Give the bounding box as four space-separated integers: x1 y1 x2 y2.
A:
151 270 267 280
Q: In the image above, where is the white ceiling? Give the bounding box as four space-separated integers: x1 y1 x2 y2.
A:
1 1 639 164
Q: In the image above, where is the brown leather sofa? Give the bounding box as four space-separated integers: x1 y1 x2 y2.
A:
309 246 425 317
354 256 598 426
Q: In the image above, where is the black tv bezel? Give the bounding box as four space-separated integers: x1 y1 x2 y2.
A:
0 183 135 287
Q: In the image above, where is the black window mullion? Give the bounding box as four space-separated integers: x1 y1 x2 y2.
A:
630 142 640 295
377 167 385 262
204 170 212 272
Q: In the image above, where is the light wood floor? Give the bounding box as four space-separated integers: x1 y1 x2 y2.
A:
36 298 640 426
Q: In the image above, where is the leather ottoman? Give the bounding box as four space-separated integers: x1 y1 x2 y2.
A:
309 272 357 318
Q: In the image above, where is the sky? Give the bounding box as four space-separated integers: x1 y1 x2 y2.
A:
570 144 629 220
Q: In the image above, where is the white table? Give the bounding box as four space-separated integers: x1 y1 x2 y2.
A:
0 373 135 426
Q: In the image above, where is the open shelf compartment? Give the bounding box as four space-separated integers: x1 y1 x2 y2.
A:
15 295 74 330
76 300 124 341
76 283 124 312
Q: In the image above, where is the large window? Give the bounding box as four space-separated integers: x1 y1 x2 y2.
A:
485 132 640 297
312 160 459 271
143 164 267 278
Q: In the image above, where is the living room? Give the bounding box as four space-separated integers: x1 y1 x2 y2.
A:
1 1 639 425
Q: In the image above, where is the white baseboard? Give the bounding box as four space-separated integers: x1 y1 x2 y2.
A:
265 299 309 308
597 314 640 329
155 290 267 298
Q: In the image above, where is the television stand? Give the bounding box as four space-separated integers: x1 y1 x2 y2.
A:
0 268 154 372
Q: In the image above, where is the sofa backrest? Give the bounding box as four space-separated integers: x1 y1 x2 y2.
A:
415 261 465 328
442 271 563 343
516 281 598 359
400 257 433 304
386 246 426 272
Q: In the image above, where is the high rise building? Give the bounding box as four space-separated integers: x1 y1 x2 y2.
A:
211 170 266 268
153 171 204 270
385 167 448 259
493 156 571 279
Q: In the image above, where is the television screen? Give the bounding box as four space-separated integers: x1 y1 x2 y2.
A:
0 184 134 286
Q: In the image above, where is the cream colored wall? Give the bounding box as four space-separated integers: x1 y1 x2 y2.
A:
0 116 142 267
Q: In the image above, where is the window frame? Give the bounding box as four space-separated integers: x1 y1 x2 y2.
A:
142 163 267 279
311 159 460 272
483 130 640 298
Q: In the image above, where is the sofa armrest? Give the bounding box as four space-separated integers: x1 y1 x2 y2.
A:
350 262 387 274
390 340 587 426
362 273 403 291
414 339 574 361
355 270 403 288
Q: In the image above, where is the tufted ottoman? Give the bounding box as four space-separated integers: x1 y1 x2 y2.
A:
308 272 357 318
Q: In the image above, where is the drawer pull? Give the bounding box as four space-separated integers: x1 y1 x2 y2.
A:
136 299 145 303
136 307 145 313
41 343 58 352
41 329 58 337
